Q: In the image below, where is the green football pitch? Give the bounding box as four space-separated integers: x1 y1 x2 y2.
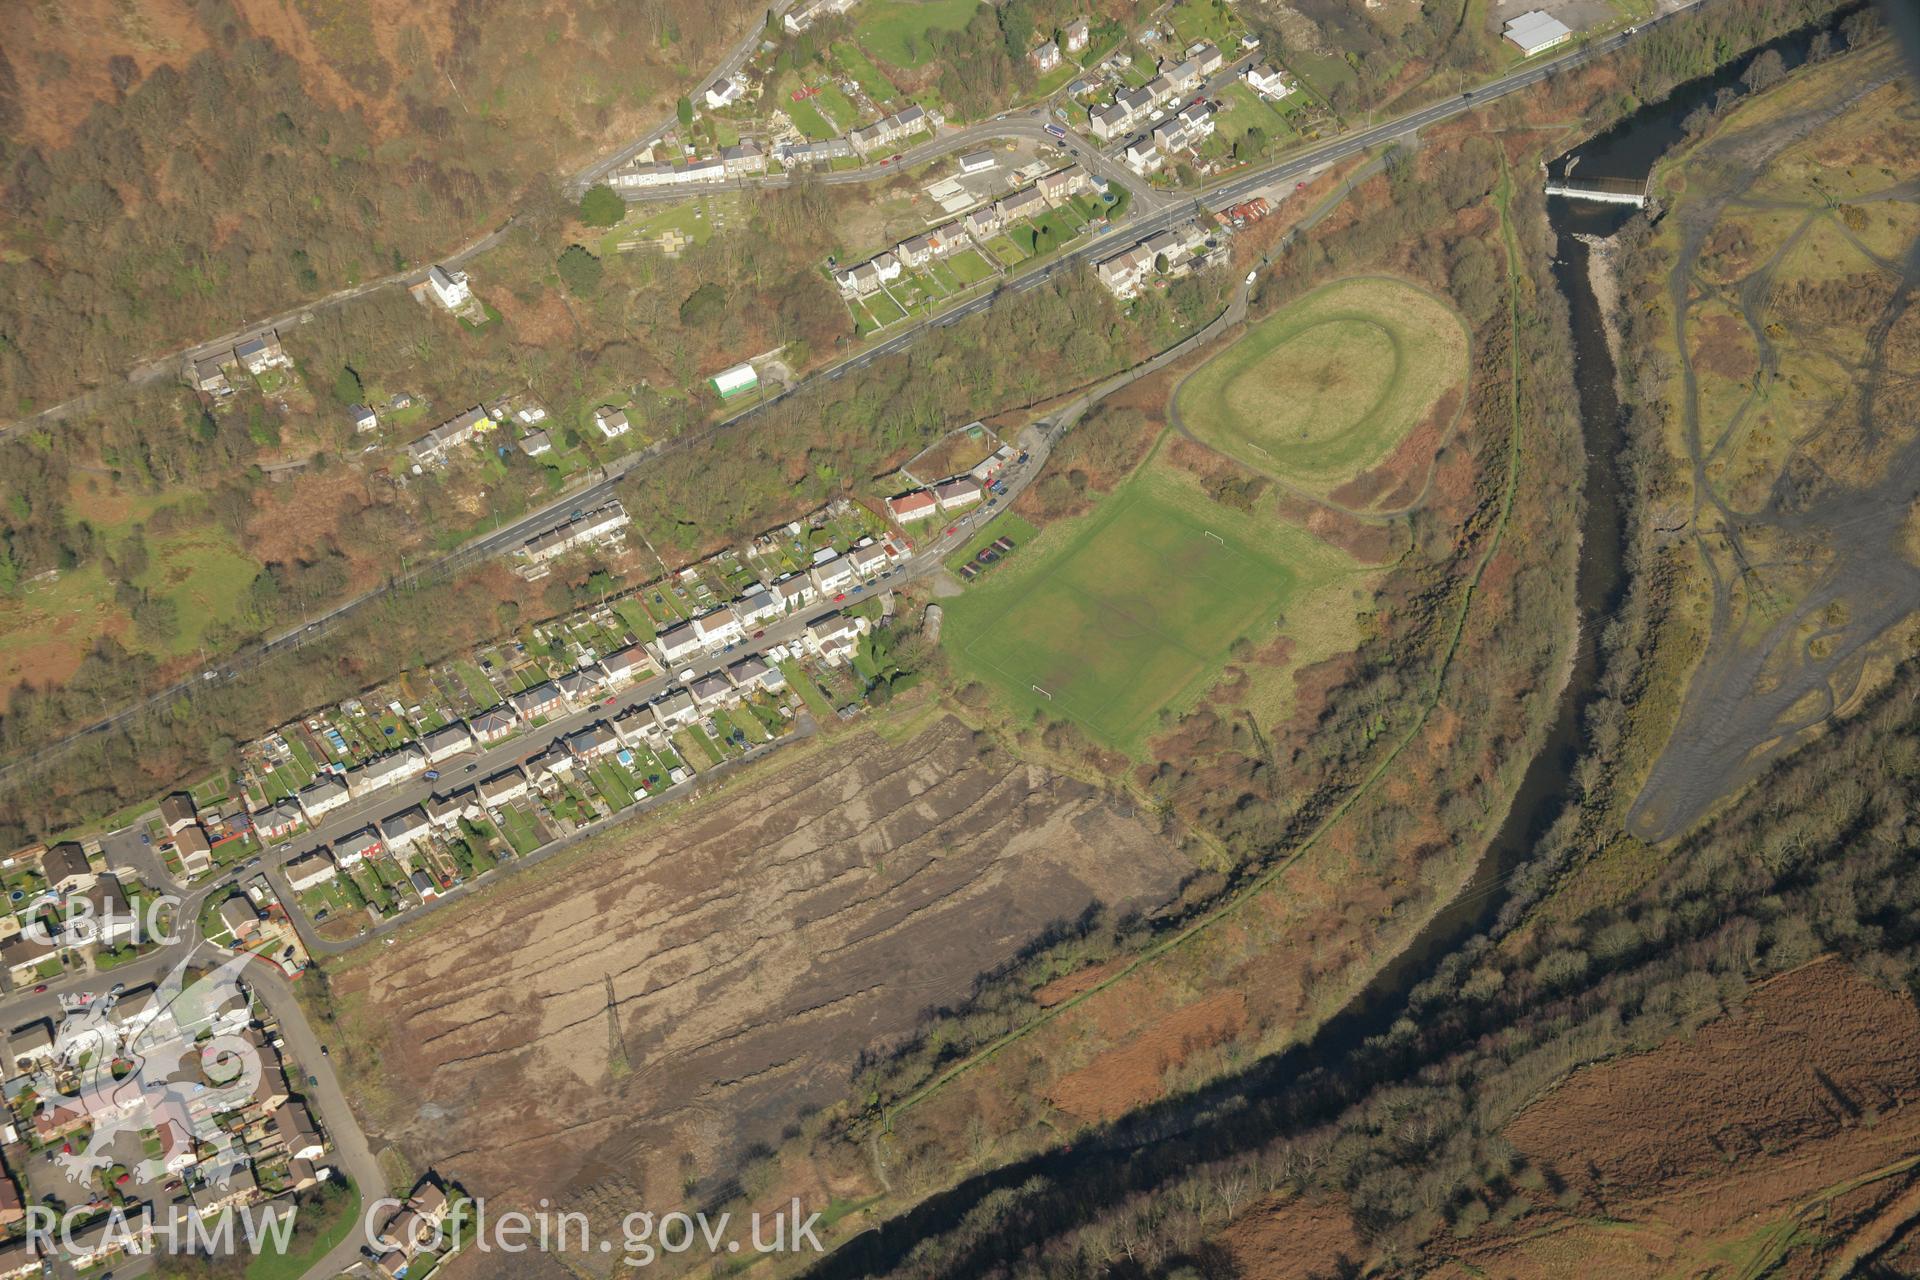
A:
944 465 1353 752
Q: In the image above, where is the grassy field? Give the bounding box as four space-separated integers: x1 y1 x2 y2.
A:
1176 276 1468 495
943 457 1357 753
787 92 840 140
1167 0 1240 48
834 42 900 102
855 0 979 68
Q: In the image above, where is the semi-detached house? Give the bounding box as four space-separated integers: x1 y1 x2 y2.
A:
557 668 603 706
728 655 786 694
284 853 337 892
380 807 434 853
691 673 734 707
334 827 382 866
614 705 661 746
997 186 1049 224
297 776 350 822
887 490 939 523
935 478 984 510
510 682 564 723
600 645 649 685
477 768 530 807
810 554 856 594
651 690 701 732
654 621 706 666
1037 165 1091 206
470 706 517 743
848 541 891 578
253 800 303 840
346 746 427 799
566 723 621 762
691 606 744 648
734 588 782 626
804 613 868 666
420 722 473 764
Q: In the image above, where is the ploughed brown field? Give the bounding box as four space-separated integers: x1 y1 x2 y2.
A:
330 714 1190 1267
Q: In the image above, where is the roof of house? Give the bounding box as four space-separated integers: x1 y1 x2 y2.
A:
422 792 466 821
41 843 91 884
261 798 304 826
728 655 773 684
512 681 562 709
567 723 618 753
382 806 431 835
82 875 129 918
423 723 472 753
471 706 516 734
301 771 347 802
558 669 602 700
693 605 739 634
655 689 696 716
362 746 425 779
159 793 196 826
477 768 528 801
656 620 701 650
602 645 645 674
285 852 335 883
889 490 939 515
807 612 861 641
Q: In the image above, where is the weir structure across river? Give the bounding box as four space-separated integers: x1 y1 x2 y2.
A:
1543 173 1653 206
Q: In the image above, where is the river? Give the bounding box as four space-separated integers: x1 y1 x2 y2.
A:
801 16 1857 1276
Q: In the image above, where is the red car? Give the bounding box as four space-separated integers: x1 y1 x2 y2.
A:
32 985 46 993
752 629 765 638
834 592 847 602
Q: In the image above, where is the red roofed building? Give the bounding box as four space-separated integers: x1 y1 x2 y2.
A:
887 491 939 524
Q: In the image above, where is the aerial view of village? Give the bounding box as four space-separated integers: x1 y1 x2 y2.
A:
0 0 1915 1275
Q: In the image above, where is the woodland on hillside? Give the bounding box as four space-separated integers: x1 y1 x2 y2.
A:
0 0 764 412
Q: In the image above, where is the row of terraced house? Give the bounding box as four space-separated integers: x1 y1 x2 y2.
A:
834 165 1094 299
354 609 871 876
